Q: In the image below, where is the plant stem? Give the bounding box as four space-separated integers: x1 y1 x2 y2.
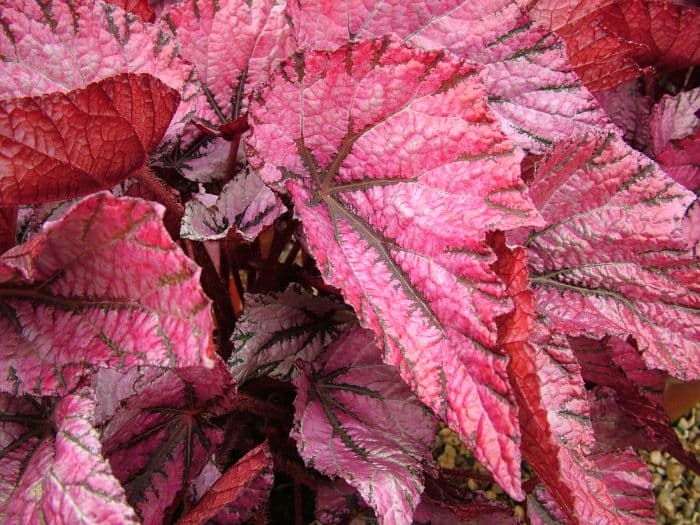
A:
134 166 184 219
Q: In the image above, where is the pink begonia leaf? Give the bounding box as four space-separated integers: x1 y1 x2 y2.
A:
686 199 700 253
172 138 233 183
0 390 139 524
0 192 215 397
528 448 655 524
491 234 626 525
178 442 272 525
315 479 369 524
0 74 179 205
180 168 286 242
594 80 652 152
287 0 612 153
510 132 699 380
104 0 155 22
100 365 232 525
0 0 197 144
248 37 544 497
163 0 294 129
523 0 617 30
292 326 438 525
228 284 355 383
650 87 700 191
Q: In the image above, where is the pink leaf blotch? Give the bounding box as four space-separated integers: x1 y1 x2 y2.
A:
228 283 355 383
292 326 438 525
0 390 139 525
249 36 545 497
0 192 215 396
180 168 286 242
0 73 180 205
288 0 613 153
510 132 699 380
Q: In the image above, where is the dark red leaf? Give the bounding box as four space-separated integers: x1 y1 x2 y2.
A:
104 0 155 21
0 74 179 205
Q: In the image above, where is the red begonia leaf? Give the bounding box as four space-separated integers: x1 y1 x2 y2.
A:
0 390 139 524
292 326 438 525
413 496 518 525
491 234 626 524
287 0 612 153
593 80 652 151
164 0 293 128
178 442 272 525
0 73 179 205
104 0 155 21
228 284 355 383
527 0 700 90
314 479 369 524
100 365 232 525
181 168 286 242
248 37 544 497
0 192 215 397
510 132 699 380
0 207 17 254
650 87 700 191
528 448 655 524
0 0 196 143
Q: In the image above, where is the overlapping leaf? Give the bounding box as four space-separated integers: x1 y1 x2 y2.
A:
249 37 544 497
509 132 699 380
179 442 272 525
0 0 196 142
181 169 286 242
650 87 700 191
594 80 652 151
164 0 293 129
0 390 139 524
287 0 612 152
0 73 179 205
292 327 438 525
228 284 355 383
491 234 626 524
0 192 215 396
100 365 232 525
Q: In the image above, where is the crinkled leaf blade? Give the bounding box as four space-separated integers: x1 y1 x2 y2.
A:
0 192 215 396
288 0 613 152
292 326 438 525
228 284 355 383
0 390 139 524
249 37 544 497
0 74 179 205
491 234 626 524
177 442 272 525
511 132 699 379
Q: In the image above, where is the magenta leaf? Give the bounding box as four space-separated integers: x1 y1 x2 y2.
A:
248 37 543 497
292 326 438 525
175 138 232 183
178 442 273 525
0 0 196 143
594 80 652 152
491 234 627 524
181 169 286 242
650 87 700 191
100 365 233 525
1 73 180 205
228 284 355 383
163 0 294 128
314 479 369 524
0 390 139 524
413 498 518 525
510 132 699 380
288 0 612 152
0 192 215 396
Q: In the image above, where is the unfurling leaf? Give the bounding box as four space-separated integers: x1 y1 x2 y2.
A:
510 132 699 380
181 169 286 242
178 442 273 525
0 390 139 524
0 192 215 396
0 74 179 205
288 0 613 152
249 36 544 497
228 284 355 383
292 327 438 525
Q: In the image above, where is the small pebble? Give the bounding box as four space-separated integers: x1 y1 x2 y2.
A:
650 450 663 465
667 463 684 485
485 490 497 501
